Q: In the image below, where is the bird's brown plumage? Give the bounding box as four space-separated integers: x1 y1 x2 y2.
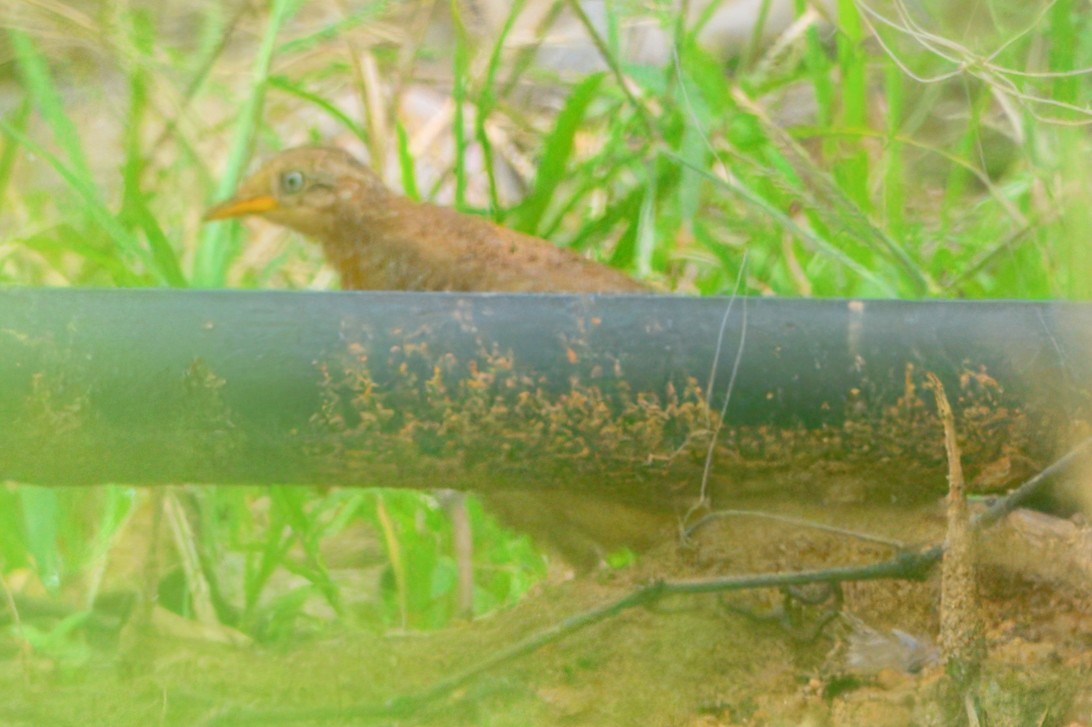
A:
207 146 662 569
205 146 647 294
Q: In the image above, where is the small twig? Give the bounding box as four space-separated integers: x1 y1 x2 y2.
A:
685 509 909 550
972 434 1092 530
696 252 749 507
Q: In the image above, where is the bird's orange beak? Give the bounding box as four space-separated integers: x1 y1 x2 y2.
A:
203 194 279 221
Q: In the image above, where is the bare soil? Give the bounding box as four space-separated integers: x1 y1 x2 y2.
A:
4 488 1091 727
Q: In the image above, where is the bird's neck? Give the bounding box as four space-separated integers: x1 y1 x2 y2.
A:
317 195 437 291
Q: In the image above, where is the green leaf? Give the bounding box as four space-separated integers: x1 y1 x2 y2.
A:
515 73 606 234
395 121 420 200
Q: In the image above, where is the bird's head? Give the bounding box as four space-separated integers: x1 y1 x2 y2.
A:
204 146 390 239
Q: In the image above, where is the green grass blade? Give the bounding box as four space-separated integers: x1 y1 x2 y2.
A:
665 147 898 295
1048 0 1078 111
0 120 156 283
449 0 470 209
19 486 61 592
0 98 30 218
514 73 605 234
120 9 187 287
634 166 657 277
270 487 344 617
127 198 188 287
148 5 243 158
471 0 527 217
882 56 906 233
8 30 94 185
941 89 987 226
246 509 296 614
834 0 870 211
193 0 300 288
6 29 167 283
540 148 643 240
18 226 140 283
82 486 137 609
735 94 931 294
266 75 370 145
565 185 642 253
395 120 420 200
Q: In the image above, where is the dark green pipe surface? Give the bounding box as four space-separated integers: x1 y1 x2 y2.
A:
1 288 1088 487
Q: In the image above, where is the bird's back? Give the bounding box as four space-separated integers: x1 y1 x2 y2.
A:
329 195 647 294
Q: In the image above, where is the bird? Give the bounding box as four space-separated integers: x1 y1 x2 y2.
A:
206 146 663 569
204 146 648 294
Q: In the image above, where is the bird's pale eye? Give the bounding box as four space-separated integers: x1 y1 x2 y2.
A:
280 170 305 194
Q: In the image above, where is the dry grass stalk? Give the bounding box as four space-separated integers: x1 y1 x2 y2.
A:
925 371 985 685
